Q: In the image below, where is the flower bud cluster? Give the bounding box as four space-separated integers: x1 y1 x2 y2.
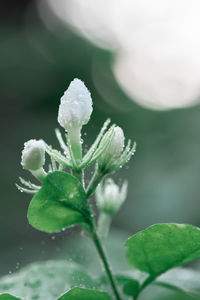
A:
17 78 136 198
96 178 128 214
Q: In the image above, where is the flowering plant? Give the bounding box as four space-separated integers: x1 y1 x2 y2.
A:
1 79 200 300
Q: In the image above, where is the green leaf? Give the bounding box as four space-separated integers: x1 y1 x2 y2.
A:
125 223 200 279
123 279 140 298
58 288 111 300
0 295 21 300
27 171 91 232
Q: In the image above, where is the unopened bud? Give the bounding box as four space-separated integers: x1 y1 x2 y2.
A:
96 178 128 214
106 126 124 158
21 139 45 171
58 78 93 132
98 126 125 173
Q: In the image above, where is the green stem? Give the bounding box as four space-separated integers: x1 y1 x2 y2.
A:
135 276 155 299
86 168 104 197
31 168 46 183
68 127 82 163
68 127 83 182
91 230 122 300
70 139 120 299
97 212 112 242
72 168 83 183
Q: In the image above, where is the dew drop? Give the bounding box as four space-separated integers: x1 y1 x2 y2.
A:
15 262 20 269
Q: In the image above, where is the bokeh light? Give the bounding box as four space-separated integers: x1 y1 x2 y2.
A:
39 0 200 110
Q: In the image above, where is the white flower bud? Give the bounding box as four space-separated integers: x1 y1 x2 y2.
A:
107 126 125 158
98 126 125 173
58 78 93 131
21 139 45 171
96 178 128 214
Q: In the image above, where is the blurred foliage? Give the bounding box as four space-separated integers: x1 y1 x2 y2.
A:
1 230 200 299
1 0 200 281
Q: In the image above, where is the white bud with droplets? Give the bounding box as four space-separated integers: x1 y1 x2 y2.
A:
58 78 93 131
107 126 125 158
97 125 126 173
21 139 45 171
96 178 128 214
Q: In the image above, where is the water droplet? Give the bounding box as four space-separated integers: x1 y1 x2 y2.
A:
15 262 20 269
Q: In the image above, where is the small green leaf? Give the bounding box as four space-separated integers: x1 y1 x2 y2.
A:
58 288 111 300
27 171 91 232
123 279 140 298
0 295 21 300
125 223 200 278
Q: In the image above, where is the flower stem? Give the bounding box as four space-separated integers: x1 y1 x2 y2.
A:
68 127 82 163
91 230 122 300
97 212 111 242
31 168 46 183
68 127 83 182
72 168 83 183
71 140 121 299
86 168 104 197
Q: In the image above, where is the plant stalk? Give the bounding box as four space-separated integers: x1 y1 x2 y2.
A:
97 212 111 242
135 275 155 299
68 127 83 182
31 168 46 183
70 135 121 299
91 230 122 300
68 127 82 163
72 168 83 183
86 168 104 197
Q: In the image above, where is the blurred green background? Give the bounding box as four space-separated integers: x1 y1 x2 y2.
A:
1 0 200 283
